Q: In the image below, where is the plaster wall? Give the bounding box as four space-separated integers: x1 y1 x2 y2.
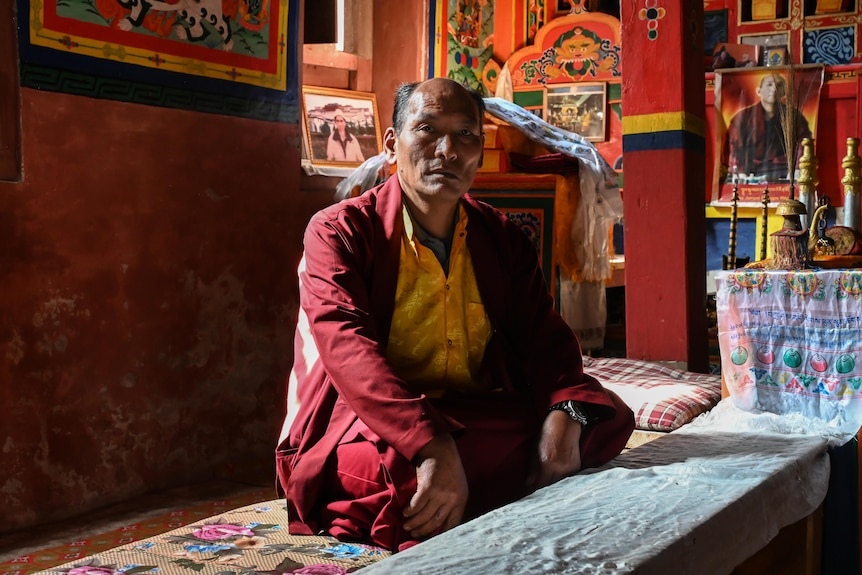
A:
0 88 332 533
371 0 428 130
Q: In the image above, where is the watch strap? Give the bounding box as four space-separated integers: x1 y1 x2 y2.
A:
549 400 590 426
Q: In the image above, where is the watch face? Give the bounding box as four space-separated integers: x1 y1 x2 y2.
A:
567 401 590 425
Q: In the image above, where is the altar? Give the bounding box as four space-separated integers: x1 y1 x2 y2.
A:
714 268 862 437
358 269 862 574
715 267 862 573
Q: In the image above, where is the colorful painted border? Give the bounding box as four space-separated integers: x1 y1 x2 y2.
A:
17 0 299 122
622 111 706 152
31 0 288 90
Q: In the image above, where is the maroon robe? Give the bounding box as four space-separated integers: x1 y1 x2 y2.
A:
276 176 634 550
726 101 812 180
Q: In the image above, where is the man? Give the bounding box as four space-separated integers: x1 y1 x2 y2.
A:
725 72 812 182
276 78 634 552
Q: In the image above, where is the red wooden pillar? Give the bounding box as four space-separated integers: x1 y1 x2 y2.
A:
620 1 708 372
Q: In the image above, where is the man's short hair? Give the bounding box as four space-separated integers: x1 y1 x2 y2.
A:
391 80 486 134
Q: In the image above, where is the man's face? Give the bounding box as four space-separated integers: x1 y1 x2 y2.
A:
757 75 784 105
384 79 484 204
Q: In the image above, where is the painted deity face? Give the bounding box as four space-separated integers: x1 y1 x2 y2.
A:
384 78 484 206
556 29 601 63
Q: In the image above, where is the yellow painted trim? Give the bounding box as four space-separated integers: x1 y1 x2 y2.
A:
622 112 706 138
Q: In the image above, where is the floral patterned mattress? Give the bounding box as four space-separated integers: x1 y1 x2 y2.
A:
33 501 390 575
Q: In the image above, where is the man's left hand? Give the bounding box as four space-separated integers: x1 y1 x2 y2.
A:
530 409 583 489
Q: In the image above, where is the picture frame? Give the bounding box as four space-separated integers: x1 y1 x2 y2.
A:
711 65 825 204
739 33 789 65
544 82 607 142
711 43 761 70
301 86 382 168
764 45 789 67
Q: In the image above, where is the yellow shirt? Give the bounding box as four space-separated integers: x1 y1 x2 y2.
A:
386 203 493 397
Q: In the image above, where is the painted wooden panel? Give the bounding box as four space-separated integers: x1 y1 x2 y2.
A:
470 189 556 290
505 11 621 86
429 0 499 94
18 0 299 121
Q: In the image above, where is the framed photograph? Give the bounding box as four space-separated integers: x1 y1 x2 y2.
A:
301 86 382 168
712 65 825 203
544 82 607 142
764 45 789 67
711 43 761 70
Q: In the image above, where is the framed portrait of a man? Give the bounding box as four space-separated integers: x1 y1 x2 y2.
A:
712 65 824 203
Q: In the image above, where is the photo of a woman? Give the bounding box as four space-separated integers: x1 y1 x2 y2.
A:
326 112 365 162
301 86 382 167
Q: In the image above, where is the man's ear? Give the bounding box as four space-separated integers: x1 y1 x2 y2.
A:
383 127 397 164
478 132 485 168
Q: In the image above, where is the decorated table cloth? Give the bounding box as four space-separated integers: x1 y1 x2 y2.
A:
715 268 862 440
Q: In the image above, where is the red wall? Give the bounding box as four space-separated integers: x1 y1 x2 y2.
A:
0 88 332 533
0 0 428 536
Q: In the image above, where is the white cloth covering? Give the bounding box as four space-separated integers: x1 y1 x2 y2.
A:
361 412 830 575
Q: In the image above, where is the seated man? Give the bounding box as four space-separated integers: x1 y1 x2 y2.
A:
276 77 635 552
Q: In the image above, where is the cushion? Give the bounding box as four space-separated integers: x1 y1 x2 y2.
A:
582 356 722 432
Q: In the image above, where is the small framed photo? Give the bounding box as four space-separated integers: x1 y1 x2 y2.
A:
764 45 789 67
301 86 382 168
711 42 760 70
544 82 607 142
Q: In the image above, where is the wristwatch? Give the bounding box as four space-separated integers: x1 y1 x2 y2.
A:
549 400 590 427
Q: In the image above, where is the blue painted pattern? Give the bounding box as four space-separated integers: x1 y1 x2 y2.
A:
804 26 855 65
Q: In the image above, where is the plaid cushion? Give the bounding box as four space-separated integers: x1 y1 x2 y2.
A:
583 356 722 432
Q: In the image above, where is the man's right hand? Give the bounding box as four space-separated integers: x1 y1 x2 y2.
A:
402 434 468 539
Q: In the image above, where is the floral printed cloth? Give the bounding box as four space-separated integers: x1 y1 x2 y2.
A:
33 501 390 575
716 268 862 438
